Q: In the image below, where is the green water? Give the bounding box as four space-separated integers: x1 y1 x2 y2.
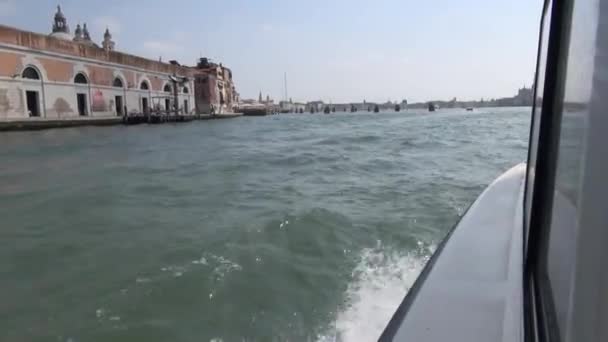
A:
0 108 530 341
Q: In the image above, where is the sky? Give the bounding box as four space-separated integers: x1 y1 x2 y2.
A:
0 0 543 103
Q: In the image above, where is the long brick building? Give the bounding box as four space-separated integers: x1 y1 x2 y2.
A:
0 6 237 120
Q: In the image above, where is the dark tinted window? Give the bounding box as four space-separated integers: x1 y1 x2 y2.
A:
544 0 596 337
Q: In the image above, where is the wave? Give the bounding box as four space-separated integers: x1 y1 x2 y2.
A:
317 135 381 146
319 242 434 342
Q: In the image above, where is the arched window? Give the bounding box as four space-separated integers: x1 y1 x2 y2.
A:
22 67 40 80
140 81 149 90
163 84 172 93
183 87 189 94
113 77 124 88
74 73 88 84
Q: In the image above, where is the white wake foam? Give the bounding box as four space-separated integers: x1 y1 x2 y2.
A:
320 242 434 342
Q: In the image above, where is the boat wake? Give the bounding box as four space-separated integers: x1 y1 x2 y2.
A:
319 242 434 342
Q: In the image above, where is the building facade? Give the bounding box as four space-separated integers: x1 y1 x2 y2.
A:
193 58 239 114
0 6 203 120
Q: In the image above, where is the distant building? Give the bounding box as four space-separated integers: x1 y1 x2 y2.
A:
192 58 238 114
0 6 197 119
306 101 324 112
494 85 534 107
293 102 306 113
514 85 534 106
279 100 295 113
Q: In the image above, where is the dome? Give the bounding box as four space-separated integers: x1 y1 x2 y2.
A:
49 31 72 41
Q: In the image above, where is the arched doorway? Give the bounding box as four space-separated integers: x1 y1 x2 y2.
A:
113 77 125 116
74 73 89 116
182 87 190 114
163 84 172 112
140 81 150 114
22 67 42 117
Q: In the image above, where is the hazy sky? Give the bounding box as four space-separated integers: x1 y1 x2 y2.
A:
1 0 542 103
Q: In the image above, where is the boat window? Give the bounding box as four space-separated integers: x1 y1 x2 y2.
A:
527 0 599 340
524 0 552 250
542 0 597 338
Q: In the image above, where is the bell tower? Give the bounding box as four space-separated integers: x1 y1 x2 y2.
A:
52 5 70 34
82 23 91 42
102 27 116 52
73 23 83 41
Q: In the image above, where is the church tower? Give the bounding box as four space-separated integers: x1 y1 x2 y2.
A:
102 27 116 52
73 23 83 42
52 5 69 34
50 5 71 40
82 23 92 42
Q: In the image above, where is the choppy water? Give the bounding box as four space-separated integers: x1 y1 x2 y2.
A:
0 108 530 341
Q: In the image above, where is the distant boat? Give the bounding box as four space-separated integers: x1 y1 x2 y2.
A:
374 104 380 113
428 103 436 112
466 107 474 111
395 104 401 112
